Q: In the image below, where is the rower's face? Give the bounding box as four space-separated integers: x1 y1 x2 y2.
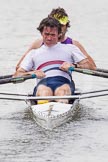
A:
41 26 59 47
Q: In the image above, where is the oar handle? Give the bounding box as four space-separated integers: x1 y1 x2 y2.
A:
0 74 36 84
68 67 108 78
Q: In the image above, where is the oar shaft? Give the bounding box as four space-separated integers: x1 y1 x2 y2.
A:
0 74 36 84
82 89 108 95
0 92 29 96
0 90 108 101
0 95 80 101
69 67 108 78
0 74 12 79
0 93 108 101
96 68 108 73
80 93 108 99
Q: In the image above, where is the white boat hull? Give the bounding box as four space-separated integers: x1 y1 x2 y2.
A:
29 99 80 130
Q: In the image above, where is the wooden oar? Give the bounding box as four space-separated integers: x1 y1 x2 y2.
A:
0 74 36 84
96 68 108 73
0 74 12 79
68 67 108 78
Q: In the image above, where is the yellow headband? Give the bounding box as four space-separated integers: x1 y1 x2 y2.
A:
54 14 69 25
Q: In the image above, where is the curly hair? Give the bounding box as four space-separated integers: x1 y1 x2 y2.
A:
37 16 62 34
49 7 70 28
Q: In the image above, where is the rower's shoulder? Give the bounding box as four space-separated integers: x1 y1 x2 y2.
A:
59 42 79 51
30 38 43 49
72 40 86 50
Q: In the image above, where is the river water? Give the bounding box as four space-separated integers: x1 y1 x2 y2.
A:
0 0 108 162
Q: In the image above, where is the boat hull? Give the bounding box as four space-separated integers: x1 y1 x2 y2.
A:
29 99 80 130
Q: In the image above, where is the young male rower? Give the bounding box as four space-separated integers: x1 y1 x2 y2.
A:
16 7 96 70
14 17 96 103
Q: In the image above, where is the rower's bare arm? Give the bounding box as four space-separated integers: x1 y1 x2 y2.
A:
16 38 43 70
73 40 96 67
77 58 96 70
14 67 46 79
60 58 96 71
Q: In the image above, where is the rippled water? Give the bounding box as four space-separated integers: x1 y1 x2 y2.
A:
0 0 108 162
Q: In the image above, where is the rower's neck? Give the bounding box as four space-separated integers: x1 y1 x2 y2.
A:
59 35 67 42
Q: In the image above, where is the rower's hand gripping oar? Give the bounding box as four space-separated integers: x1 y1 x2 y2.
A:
0 74 36 84
1 67 108 80
68 67 108 78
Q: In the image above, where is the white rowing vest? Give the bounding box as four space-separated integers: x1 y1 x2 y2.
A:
21 42 86 81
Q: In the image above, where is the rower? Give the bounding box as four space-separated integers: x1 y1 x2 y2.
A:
14 17 96 104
